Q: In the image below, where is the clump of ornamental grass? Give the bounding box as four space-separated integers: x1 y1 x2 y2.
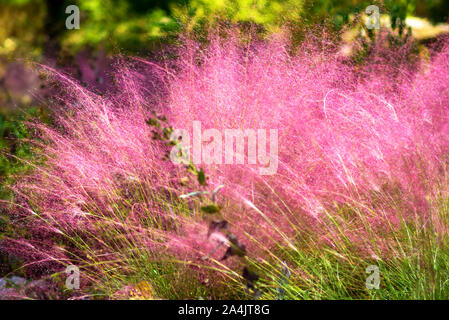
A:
2 63 241 299
3 27 449 299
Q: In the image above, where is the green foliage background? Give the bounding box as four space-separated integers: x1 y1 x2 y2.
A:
0 0 448 55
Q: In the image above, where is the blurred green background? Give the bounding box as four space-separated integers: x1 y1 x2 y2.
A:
1 0 448 57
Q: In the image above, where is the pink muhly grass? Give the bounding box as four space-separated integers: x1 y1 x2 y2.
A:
163 30 449 255
4 29 449 292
